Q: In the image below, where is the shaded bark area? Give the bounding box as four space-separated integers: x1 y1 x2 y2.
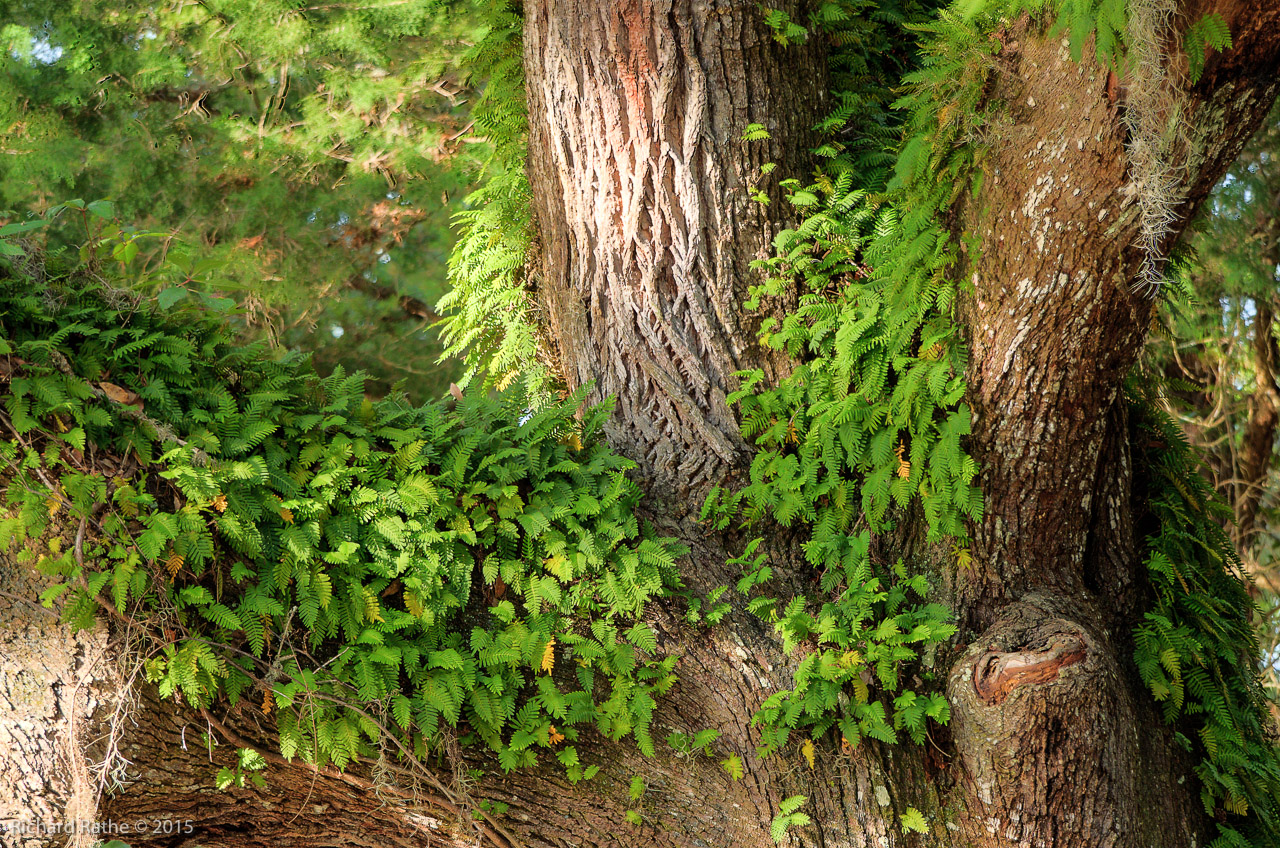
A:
92 691 493 848
89 565 941 843
0 553 118 848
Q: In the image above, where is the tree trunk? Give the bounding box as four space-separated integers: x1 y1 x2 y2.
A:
524 0 826 501
1 553 119 848
10 2 1280 847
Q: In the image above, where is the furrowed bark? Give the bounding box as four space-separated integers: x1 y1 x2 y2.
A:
524 0 825 501
1 555 118 848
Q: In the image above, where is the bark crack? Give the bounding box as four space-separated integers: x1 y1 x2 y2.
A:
972 632 1088 706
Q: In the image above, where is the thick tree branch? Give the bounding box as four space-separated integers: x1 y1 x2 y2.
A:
962 3 1280 621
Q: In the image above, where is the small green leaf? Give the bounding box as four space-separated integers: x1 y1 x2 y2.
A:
87 199 116 220
157 287 188 310
0 219 47 237
112 238 139 265
900 806 927 834
203 294 236 312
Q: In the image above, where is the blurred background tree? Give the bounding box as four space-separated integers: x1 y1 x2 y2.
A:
1148 104 1280 708
0 0 489 399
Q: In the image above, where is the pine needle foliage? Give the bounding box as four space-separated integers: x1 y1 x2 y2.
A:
0 222 683 776
0 0 491 397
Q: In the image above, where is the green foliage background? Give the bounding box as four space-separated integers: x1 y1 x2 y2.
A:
0 0 500 398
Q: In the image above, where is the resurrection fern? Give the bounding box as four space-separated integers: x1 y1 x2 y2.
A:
710 3 999 757
1184 13 1232 84
0 230 682 776
1051 0 1129 66
959 0 1128 68
1130 388 1280 847
437 1 550 397
768 1 949 184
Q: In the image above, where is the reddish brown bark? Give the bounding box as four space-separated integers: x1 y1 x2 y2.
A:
524 0 825 500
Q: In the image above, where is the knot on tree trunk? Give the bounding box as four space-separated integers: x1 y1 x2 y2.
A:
971 628 1088 706
944 594 1201 846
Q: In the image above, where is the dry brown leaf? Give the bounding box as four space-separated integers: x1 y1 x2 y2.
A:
894 441 911 479
99 381 142 408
